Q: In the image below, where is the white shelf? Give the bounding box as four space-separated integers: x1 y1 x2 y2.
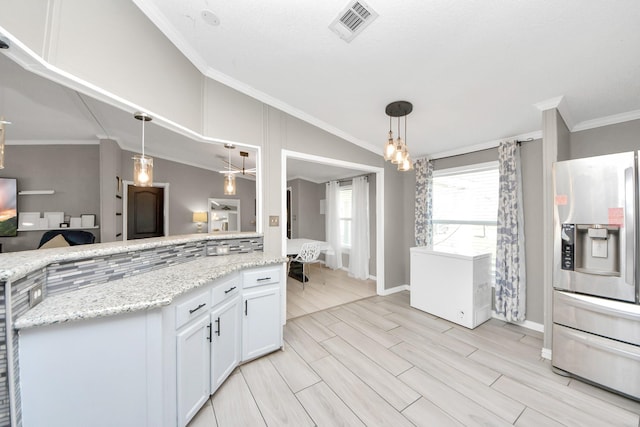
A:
17 226 99 232
18 190 55 195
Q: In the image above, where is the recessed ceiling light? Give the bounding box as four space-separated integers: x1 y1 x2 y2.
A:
201 10 220 26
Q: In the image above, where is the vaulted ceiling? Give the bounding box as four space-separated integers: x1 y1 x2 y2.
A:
2 1 639 183
134 0 640 157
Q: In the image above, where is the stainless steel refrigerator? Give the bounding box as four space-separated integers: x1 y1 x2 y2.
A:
553 151 640 400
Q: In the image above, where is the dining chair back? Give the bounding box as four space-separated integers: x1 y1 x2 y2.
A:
293 242 323 289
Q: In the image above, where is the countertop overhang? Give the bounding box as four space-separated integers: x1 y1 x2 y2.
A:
15 251 287 330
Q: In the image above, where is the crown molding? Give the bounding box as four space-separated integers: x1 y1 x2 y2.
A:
534 95 574 130
572 108 640 132
429 130 542 160
130 1 380 157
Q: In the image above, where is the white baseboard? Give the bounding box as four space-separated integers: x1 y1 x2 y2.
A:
368 274 377 281
541 347 552 360
378 284 410 296
491 311 544 333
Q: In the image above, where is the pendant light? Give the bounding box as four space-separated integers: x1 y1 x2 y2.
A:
223 144 236 195
0 116 10 170
383 116 395 161
383 101 413 171
132 112 153 187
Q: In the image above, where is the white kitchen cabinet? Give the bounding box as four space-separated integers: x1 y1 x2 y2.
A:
241 266 282 361
176 314 212 426
410 247 491 329
242 285 281 361
18 263 284 427
211 295 241 391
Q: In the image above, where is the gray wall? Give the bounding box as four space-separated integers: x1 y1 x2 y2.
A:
0 1 484 292
0 144 101 252
121 151 257 235
286 178 325 241
0 143 258 252
99 139 123 242
287 176 378 276
411 141 546 324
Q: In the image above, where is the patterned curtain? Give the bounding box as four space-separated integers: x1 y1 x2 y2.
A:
495 141 527 322
414 158 434 247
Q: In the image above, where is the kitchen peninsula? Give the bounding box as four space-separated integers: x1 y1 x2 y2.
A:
0 233 286 427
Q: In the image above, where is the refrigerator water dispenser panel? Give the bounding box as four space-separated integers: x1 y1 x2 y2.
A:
575 224 620 276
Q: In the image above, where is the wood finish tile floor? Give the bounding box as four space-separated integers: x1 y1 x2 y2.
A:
286 265 377 320
189 291 640 427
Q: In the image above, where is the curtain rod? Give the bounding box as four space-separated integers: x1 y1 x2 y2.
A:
325 172 371 185
431 137 536 161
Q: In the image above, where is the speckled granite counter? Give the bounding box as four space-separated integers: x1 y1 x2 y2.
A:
0 232 261 282
15 252 286 329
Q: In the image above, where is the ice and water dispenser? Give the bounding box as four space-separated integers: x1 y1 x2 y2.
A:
560 223 620 276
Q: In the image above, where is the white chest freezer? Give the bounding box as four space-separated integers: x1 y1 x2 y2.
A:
410 247 492 329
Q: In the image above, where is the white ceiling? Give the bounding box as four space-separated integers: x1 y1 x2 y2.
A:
133 0 640 158
2 1 639 183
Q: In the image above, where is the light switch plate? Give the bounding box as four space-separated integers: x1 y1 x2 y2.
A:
29 284 43 307
269 216 279 227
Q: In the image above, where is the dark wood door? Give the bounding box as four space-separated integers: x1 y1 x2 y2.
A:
127 186 164 240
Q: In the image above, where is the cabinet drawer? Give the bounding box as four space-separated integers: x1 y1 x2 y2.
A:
243 267 281 289
212 277 240 307
176 289 211 328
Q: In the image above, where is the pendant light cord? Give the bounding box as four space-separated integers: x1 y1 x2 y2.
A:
141 117 145 158
404 114 407 146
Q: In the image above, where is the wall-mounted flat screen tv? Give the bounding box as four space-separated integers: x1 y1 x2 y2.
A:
0 178 18 237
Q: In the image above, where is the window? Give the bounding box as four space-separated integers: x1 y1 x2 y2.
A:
432 161 499 283
339 186 352 248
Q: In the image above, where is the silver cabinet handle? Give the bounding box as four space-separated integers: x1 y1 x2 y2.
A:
257 277 271 282
224 286 237 294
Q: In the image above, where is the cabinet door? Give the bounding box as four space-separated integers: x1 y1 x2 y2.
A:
211 296 241 392
242 286 281 361
176 315 211 426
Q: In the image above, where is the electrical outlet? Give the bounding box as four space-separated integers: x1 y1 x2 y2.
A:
29 284 43 308
269 216 279 227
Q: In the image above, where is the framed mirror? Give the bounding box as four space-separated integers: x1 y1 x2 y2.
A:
209 198 241 232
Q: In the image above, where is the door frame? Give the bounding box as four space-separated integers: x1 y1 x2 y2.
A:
281 150 385 296
122 181 170 241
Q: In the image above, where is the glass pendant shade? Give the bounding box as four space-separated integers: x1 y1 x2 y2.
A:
398 155 414 171
133 154 153 186
133 112 153 187
391 138 405 164
224 173 236 195
383 132 395 160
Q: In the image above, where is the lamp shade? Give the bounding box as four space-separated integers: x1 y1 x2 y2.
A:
192 212 208 223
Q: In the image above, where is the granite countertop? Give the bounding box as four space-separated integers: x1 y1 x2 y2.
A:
0 232 262 282
15 252 287 330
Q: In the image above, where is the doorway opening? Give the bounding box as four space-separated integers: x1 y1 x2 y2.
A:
281 150 385 320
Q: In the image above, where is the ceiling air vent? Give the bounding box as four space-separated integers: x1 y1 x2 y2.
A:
329 1 378 43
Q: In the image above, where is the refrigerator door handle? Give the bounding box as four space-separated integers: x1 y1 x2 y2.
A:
624 166 635 287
